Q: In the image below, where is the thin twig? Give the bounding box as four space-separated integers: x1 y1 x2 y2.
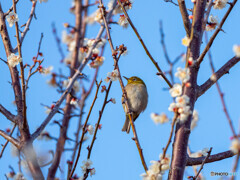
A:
12 0 27 129
0 124 17 158
205 32 237 137
82 82 113 180
197 0 238 65
69 80 102 178
117 0 172 88
160 113 178 171
99 0 148 172
25 33 44 90
0 130 20 148
192 147 212 180
0 104 15 123
197 57 240 98
52 23 65 60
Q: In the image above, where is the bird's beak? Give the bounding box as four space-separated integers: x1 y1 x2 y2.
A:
123 76 129 80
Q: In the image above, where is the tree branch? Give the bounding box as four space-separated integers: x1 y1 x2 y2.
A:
0 104 15 122
117 0 172 88
177 0 191 37
187 150 235 166
0 129 20 148
197 57 240 98
197 0 238 65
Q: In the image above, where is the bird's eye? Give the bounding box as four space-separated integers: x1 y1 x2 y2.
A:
133 78 136 81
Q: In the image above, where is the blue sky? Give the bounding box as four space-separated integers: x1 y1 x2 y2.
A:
0 0 240 179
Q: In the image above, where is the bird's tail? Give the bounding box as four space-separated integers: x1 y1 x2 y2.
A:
122 113 139 134
122 116 131 134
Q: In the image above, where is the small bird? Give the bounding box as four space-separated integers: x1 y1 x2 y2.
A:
122 76 148 133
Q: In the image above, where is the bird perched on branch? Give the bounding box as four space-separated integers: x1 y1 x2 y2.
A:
122 76 148 133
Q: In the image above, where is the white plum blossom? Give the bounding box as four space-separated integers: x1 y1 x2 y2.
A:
176 95 190 107
169 84 182 97
191 110 199 130
118 15 129 28
175 67 190 83
87 125 94 135
210 74 217 82
63 79 80 92
168 102 178 112
62 30 74 45
70 98 78 107
42 66 53 75
88 56 104 68
105 69 119 82
182 36 190 47
206 15 218 31
108 0 133 14
7 53 22 67
6 12 19 27
90 168 96 176
213 0 228 9
230 138 240 154
111 98 116 104
81 159 93 174
233 44 240 57
13 172 27 180
151 113 169 124
190 148 209 158
178 105 192 122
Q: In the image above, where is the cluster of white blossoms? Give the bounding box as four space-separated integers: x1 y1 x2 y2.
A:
190 110 199 130
87 125 94 135
105 69 119 82
233 44 240 57
206 15 219 31
63 79 80 92
168 67 193 122
81 159 96 176
141 154 170 180
6 172 27 180
85 9 103 24
213 0 228 9
151 113 169 125
108 0 132 15
6 12 19 27
7 53 22 67
230 138 240 154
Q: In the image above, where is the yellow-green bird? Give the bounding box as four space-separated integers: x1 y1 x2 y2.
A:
122 76 148 134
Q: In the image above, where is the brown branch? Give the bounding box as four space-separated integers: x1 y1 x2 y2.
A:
0 129 20 148
177 0 191 37
230 153 239 180
12 0 28 131
19 2 37 45
4 0 19 16
187 150 235 166
205 33 237 137
25 33 44 90
168 1 206 179
31 2 115 142
160 113 177 171
197 0 238 65
117 0 172 88
0 124 17 158
192 147 212 180
69 80 102 178
82 82 112 180
197 57 240 98
51 23 65 60
0 104 15 122
99 0 148 173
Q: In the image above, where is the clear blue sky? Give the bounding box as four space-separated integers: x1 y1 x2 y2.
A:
0 0 240 179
